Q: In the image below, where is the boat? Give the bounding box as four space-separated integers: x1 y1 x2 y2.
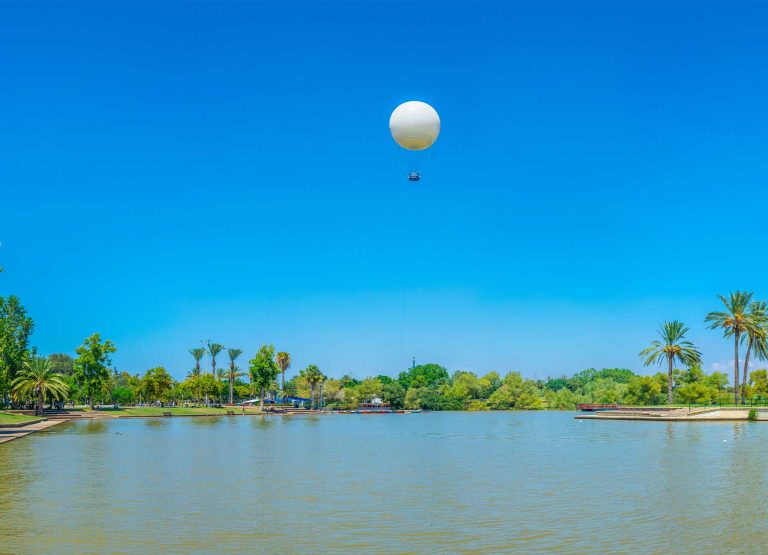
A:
331 402 424 414
354 402 393 414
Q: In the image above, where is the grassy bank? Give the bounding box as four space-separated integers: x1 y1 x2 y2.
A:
96 406 265 417
0 412 40 425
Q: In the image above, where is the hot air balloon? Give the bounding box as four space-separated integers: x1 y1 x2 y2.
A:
389 101 440 182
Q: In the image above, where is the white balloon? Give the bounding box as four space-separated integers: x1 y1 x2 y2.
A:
389 101 440 151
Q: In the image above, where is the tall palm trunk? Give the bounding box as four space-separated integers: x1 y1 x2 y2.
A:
310 384 315 409
734 331 740 405
281 370 285 391
742 337 752 405
196 362 201 404
38 387 43 416
667 356 673 405
229 375 234 405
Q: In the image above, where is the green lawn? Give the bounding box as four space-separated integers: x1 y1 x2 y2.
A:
102 406 264 417
0 412 40 425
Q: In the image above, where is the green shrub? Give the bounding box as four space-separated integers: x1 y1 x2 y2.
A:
748 409 758 422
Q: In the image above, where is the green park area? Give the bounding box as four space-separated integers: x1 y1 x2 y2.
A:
0 412 40 425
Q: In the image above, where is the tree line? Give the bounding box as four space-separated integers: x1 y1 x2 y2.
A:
3 291 768 412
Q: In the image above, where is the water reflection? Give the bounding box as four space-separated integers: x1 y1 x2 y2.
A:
250 415 275 429
2 413 768 554
77 420 108 434
188 416 219 428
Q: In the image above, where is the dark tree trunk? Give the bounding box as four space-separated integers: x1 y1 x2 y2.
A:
667 356 673 405
734 332 740 406
742 337 752 405
196 363 201 405
259 387 265 411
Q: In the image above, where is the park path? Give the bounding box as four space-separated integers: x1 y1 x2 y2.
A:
0 419 64 445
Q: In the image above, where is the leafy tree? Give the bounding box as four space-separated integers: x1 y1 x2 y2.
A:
750 369 768 398
466 399 489 410
235 383 251 400
397 363 450 389
110 386 135 405
479 372 502 396
73 333 116 406
141 367 173 403
382 381 405 409
639 321 702 404
319 378 345 407
584 378 626 404
339 374 361 389
11 356 68 414
249 345 280 410
545 377 571 391
300 364 326 409
166 382 185 404
544 388 579 410
675 381 716 404
486 372 542 410
677 364 704 385
276 351 291 391
704 371 729 401
402 386 455 410
706 291 754 404
355 377 384 403
594 368 635 384
625 375 662 405
198 374 220 401
0 295 34 402
49 353 74 375
446 371 483 405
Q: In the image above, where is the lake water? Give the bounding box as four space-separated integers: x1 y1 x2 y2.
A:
1 412 766 554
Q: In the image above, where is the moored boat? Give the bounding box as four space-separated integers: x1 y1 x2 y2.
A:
355 402 393 414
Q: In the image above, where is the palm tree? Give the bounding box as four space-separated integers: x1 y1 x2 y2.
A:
206 342 225 405
639 321 702 404
188 347 206 404
226 348 243 405
301 364 326 410
706 291 753 405
11 356 69 415
741 301 768 404
276 351 291 393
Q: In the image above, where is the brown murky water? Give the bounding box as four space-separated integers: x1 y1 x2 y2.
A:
1 412 766 554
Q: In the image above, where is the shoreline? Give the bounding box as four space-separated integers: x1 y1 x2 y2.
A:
575 407 766 422
0 419 65 444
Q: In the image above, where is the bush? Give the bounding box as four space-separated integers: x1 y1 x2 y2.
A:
110 386 135 406
748 408 758 422
466 400 488 411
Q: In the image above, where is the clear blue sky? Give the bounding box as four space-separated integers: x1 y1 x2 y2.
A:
2 2 768 381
